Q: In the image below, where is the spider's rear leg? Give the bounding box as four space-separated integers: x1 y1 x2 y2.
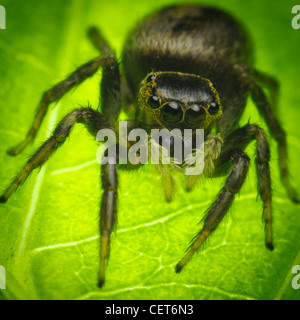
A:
88 26 134 114
249 75 299 203
88 26 114 56
176 149 250 273
7 56 118 156
250 69 279 113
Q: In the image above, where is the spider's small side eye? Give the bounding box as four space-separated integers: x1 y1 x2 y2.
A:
208 101 219 115
161 102 183 123
209 80 216 88
148 95 160 109
185 104 206 126
146 74 156 82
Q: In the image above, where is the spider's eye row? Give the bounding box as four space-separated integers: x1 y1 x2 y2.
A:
185 104 206 126
161 102 183 123
146 74 156 83
148 95 160 109
208 101 219 115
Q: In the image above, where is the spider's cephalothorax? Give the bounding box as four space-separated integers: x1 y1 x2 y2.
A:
0 4 298 287
137 71 222 130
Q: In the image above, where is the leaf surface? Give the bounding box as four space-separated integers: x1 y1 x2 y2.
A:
0 0 300 300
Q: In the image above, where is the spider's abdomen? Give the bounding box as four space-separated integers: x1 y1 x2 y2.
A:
122 4 252 97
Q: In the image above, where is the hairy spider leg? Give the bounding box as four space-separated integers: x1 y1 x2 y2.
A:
250 69 279 113
3 40 123 287
176 122 273 272
176 149 250 273
0 108 118 288
88 26 115 56
88 26 134 115
221 124 273 250
1 108 110 201
250 78 299 203
7 56 119 155
99 162 118 287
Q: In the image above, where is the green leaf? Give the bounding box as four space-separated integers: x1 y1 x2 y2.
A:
0 0 300 300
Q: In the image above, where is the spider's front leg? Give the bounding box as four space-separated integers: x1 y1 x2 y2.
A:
0 108 118 287
0 108 112 203
221 124 273 249
176 123 274 272
176 149 250 273
99 162 118 287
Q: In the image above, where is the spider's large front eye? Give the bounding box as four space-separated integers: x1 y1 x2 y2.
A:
148 95 160 109
161 102 183 123
185 104 206 126
208 101 219 115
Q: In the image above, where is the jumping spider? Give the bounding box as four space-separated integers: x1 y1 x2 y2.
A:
0 4 298 288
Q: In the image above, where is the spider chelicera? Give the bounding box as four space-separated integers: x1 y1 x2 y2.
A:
0 4 298 287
